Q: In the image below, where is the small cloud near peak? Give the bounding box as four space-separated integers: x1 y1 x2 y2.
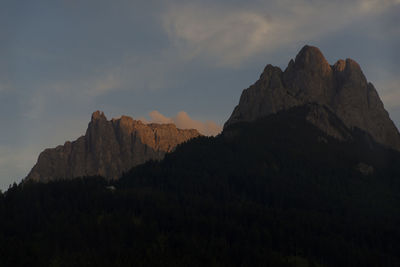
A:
142 110 222 136
148 110 174 124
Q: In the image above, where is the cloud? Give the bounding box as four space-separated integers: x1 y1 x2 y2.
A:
359 0 400 13
84 72 122 96
162 0 400 67
148 110 174 124
163 4 278 66
143 110 222 136
40 66 125 98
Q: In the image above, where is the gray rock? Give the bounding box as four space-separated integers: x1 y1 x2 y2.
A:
26 111 201 182
225 45 400 150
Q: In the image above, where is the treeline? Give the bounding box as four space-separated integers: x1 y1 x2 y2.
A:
1 107 400 266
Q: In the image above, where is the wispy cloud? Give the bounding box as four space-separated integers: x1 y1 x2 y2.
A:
39 66 124 98
359 0 400 13
38 50 183 99
163 4 278 67
84 72 122 96
141 110 222 136
162 0 400 67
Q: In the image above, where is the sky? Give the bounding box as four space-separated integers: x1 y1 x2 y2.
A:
1 0 399 190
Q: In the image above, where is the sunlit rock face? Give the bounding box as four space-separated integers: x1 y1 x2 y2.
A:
225 45 400 150
26 111 201 182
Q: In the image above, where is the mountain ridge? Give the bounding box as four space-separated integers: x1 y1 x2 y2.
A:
225 45 400 150
26 111 201 182
5 46 400 266
25 45 400 183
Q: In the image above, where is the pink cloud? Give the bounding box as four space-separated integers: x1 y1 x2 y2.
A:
143 110 222 136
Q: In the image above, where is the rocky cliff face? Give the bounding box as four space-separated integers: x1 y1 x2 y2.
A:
225 45 400 150
26 111 201 182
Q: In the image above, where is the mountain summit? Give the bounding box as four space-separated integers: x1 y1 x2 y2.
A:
225 45 400 150
26 46 400 183
26 112 200 182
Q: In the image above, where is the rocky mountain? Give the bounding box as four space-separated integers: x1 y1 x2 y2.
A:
6 46 400 266
225 45 400 150
10 101 400 266
26 111 200 182
26 45 400 183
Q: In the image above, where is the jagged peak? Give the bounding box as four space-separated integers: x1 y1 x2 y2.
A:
260 64 283 81
26 111 202 182
333 59 346 72
344 58 363 73
296 45 325 61
90 111 201 135
333 58 366 88
224 45 400 150
262 64 282 73
118 115 135 124
91 110 107 121
333 58 362 73
293 45 331 74
111 115 143 125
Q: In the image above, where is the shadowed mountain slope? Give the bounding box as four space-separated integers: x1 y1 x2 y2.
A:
3 105 400 266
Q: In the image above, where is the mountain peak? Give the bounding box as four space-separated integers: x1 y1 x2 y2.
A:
293 45 331 75
296 45 325 61
225 46 400 150
26 112 201 182
333 58 362 72
91 110 107 121
333 59 346 72
344 58 364 77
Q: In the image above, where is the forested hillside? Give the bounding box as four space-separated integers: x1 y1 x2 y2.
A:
1 106 400 266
